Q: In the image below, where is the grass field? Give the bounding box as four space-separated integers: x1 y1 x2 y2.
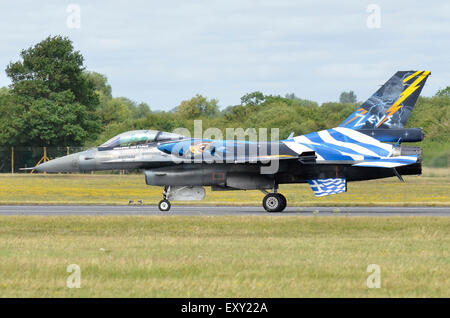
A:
0 168 448 206
0 169 448 298
0 216 448 297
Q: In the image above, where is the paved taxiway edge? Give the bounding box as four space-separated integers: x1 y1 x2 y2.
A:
0 205 448 216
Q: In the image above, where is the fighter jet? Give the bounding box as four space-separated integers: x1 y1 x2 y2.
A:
28 71 430 212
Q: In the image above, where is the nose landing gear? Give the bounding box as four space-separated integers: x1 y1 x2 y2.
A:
158 186 171 212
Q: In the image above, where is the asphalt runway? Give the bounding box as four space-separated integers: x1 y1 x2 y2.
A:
0 205 449 216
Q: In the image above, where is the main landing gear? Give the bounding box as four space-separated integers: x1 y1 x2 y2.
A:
158 186 171 212
261 189 287 213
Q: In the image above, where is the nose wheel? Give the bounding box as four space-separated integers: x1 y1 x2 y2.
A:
262 193 287 212
158 199 171 212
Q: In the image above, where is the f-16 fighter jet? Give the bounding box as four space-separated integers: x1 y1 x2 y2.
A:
28 71 430 212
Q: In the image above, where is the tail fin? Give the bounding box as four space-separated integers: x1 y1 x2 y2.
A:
340 71 430 129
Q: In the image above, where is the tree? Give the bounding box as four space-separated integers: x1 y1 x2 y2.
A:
1 35 101 146
84 71 112 98
82 71 151 123
115 97 151 119
339 91 357 104
436 86 450 97
285 93 298 100
0 87 9 96
135 102 151 119
240 91 265 106
176 94 218 119
96 97 130 125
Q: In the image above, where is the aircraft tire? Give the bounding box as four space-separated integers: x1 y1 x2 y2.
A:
278 193 287 212
158 199 171 212
263 193 286 212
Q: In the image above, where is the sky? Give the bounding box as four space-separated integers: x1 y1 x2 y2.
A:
0 0 449 110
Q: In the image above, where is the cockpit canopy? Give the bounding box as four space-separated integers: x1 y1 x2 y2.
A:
99 130 184 149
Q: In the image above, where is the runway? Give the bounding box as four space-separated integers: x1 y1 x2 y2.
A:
0 205 449 216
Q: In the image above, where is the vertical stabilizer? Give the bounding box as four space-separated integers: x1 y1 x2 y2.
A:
340 71 430 129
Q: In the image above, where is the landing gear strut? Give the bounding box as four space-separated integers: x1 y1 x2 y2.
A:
262 190 287 213
159 186 171 212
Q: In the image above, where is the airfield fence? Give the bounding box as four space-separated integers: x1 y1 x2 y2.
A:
0 146 88 173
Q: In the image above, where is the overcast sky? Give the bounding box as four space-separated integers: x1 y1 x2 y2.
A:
0 0 449 110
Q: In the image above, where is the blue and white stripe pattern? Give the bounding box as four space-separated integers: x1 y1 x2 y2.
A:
352 156 418 168
283 127 418 168
307 178 347 197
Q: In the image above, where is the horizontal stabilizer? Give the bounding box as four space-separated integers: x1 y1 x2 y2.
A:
356 128 424 143
307 178 347 197
352 155 417 168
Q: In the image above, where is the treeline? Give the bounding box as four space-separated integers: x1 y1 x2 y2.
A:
90 86 450 167
0 36 449 168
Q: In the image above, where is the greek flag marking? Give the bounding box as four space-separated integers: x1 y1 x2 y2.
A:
308 178 347 197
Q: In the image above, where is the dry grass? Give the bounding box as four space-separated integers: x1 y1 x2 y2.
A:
0 167 448 206
0 216 448 297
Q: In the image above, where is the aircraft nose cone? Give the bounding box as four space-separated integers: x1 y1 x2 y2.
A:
34 153 80 173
